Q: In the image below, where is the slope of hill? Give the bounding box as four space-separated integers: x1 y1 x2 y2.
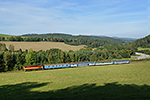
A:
0 33 127 48
92 35 137 42
131 34 150 48
0 33 16 41
22 33 125 44
0 33 15 37
111 37 137 42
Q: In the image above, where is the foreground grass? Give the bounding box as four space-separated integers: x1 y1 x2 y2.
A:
0 61 150 100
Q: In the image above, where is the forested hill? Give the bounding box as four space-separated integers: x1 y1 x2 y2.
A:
22 33 124 43
131 35 150 48
0 33 130 48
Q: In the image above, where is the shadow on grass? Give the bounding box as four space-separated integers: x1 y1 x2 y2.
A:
0 82 150 100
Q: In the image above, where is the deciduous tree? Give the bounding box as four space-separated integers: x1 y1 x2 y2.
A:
25 49 35 65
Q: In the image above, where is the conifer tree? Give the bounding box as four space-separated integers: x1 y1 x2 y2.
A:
3 51 13 71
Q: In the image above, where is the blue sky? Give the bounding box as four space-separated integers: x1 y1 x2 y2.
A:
0 0 148 38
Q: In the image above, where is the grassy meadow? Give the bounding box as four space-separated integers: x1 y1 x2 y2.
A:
138 47 150 51
0 41 85 51
0 61 150 100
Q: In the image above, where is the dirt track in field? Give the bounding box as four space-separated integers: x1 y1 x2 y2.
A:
0 41 85 51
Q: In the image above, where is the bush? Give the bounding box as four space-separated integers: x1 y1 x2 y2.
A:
117 55 122 59
108 56 113 60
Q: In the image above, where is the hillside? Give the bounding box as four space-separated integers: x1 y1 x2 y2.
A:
22 33 125 44
92 35 136 42
0 33 127 48
0 33 136 48
131 34 150 48
21 33 129 48
111 37 136 42
0 33 14 37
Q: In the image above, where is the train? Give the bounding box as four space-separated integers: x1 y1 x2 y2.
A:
23 60 130 72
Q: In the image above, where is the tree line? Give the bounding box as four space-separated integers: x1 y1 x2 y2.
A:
0 43 135 72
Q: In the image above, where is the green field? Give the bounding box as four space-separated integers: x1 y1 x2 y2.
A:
138 47 150 51
0 61 150 100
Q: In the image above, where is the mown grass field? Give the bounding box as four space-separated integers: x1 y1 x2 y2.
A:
138 47 150 51
0 41 85 51
0 61 150 100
